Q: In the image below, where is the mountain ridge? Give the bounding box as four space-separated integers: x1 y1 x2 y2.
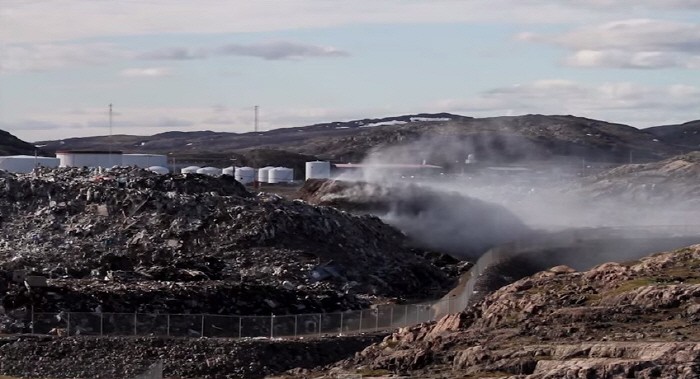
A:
4 113 700 165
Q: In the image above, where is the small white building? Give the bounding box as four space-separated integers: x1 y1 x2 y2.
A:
0 155 59 173
122 153 168 168
56 150 122 168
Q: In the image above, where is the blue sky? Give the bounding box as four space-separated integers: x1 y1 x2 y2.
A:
1 0 699 141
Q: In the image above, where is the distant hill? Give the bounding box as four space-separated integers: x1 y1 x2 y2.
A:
0 129 45 156
34 113 694 166
646 120 700 149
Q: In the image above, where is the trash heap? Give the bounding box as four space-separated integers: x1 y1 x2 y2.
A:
0 167 454 328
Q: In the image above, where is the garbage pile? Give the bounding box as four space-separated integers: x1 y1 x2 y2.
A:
0 168 454 330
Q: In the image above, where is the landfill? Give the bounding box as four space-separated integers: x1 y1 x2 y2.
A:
0 167 455 332
0 334 382 379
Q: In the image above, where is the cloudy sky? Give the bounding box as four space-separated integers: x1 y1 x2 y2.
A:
1 1 699 141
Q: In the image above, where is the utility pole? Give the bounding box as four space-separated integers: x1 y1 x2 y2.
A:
254 105 259 132
109 104 113 166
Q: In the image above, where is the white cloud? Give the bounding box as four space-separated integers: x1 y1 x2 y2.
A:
565 50 685 69
140 41 349 61
0 43 127 74
520 19 700 69
0 0 658 44
119 67 173 78
550 0 700 10
0 40 346 74
217 41 349 60
138 47 207 60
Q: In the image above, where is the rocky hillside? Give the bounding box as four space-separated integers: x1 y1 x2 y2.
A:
0 168 455 323
321 245 700 378
0 129 45 156
577 152 700 206
647 120 700 150
35 114 691 166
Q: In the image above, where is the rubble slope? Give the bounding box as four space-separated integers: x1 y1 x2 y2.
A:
325 245 700 378
0 168 453 318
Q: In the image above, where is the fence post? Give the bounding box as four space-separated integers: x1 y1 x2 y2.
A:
415 305 419 324
30 305 35 334
294 315 298 338
201 314 205 338
134 313 137 335
339 312 344 335
374 309 379 331
67 312 71 336
270 314 274 339
358 311 362 333
238 317 242 339
318 314 322 337
166 314 170 337
404 305 408 327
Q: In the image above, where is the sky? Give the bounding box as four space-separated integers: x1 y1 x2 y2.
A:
1 1 699 142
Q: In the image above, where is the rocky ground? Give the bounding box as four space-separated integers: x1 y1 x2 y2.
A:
0 168 456 331
0 334 383 379
309 244 700 378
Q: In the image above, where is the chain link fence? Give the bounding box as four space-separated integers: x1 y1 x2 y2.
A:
22 225 693 340
19 236 524 340
28 300 455 339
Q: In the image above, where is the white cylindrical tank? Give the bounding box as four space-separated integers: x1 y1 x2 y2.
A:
197 167 222 176
257 166 274 183
222 166 235 176
235 166 255 184
147 166 169 175
269 167 294 184
181 166 200 174
305 161 331 180
0 155 60 173
56 150 122 168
